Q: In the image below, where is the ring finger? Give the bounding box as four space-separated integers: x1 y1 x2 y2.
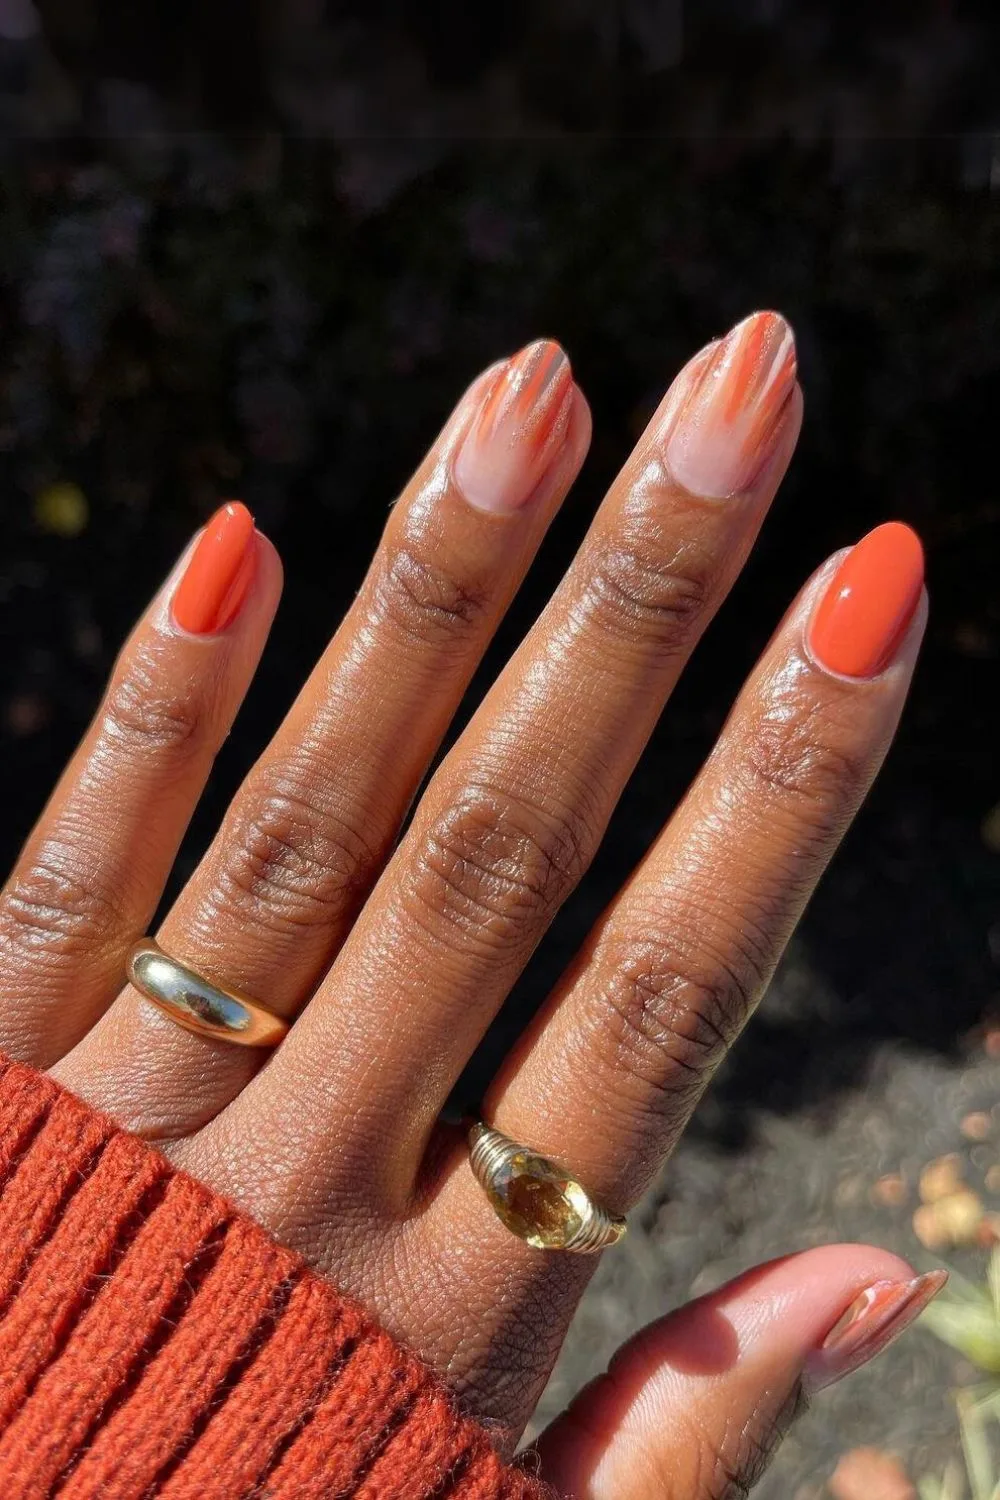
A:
424 521 927 1426
487 523 927 1208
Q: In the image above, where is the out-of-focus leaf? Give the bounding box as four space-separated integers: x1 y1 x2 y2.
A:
923 1301 1000 1374
919 1461 966 1500
973 1390 1000 1423
959 1393 996 1500
987 1249 1000 1321
946 1457 970 1500
923 1267 1000 1376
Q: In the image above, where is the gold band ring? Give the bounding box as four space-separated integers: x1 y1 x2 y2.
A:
126 938 289 1048
469 1123 626 1254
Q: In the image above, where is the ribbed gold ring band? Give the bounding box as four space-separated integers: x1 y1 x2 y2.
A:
468 1123 627 1254
126 938 289 1048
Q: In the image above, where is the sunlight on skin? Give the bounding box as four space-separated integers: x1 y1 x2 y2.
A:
538 1246 935 1499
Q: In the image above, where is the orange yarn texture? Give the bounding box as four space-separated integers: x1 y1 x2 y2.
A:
0 1055 552 1499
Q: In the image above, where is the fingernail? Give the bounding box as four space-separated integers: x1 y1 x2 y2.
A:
809 521 925 678
171 501 257 635
453 340 574 514
663 310 798 499
803 1270 947 1395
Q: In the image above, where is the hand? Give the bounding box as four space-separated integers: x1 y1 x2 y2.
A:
1 313 939 1497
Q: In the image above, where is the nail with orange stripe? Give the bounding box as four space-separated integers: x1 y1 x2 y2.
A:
664 310 798 499
809 521 925 679
172 502 258 635
804 1270 947 1394
454 340 574 514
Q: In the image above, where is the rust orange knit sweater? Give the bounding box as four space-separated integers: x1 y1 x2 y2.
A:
0 1054 553 1499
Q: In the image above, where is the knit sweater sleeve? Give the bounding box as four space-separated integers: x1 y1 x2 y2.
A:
0 1054 553 1500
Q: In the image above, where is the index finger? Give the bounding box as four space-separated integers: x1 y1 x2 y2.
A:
0 507 282 1065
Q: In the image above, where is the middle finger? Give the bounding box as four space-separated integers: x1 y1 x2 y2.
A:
204 311 802 1220
58 341 589 1133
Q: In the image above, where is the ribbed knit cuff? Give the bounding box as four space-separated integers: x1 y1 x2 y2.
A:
0 1055 552 1500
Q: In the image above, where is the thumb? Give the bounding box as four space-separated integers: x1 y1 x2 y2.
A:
535 1245 945 1500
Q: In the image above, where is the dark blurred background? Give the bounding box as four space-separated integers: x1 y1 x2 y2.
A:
0 2 998 1491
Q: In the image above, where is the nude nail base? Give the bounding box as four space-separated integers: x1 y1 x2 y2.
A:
453 340 573 514
663 310 798 500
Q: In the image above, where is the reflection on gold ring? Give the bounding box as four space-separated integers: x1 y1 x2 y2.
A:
126 938 288 1048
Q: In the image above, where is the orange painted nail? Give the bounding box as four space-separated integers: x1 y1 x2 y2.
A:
172 502 257 635
809 521 925 678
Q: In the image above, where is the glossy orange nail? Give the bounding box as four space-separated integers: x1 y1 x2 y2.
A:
453 339 574 514
803 1270 947 1394
809 522 924 678
172 502 257 635
664 310 798 499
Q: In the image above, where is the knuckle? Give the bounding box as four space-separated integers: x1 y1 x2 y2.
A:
594 937 759 1118
581 531 712 650
215 762 378 933
0 852 124 961
101 664 208 760
743 703 871 821
372 542 491 650
407 784 591 955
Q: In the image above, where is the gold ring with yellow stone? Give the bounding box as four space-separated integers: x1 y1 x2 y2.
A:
468 1123 627 1253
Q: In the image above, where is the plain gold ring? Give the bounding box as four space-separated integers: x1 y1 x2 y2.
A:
468 1123 627 1254
126 938 289 1048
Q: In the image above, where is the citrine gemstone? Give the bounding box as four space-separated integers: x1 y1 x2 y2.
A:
486 1149 592 1250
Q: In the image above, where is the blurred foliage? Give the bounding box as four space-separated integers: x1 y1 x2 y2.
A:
920 1253 1000 1499
924 1253 1000 1375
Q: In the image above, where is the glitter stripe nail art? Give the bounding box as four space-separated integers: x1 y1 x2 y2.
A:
663 311 798 500
454 340 574 514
